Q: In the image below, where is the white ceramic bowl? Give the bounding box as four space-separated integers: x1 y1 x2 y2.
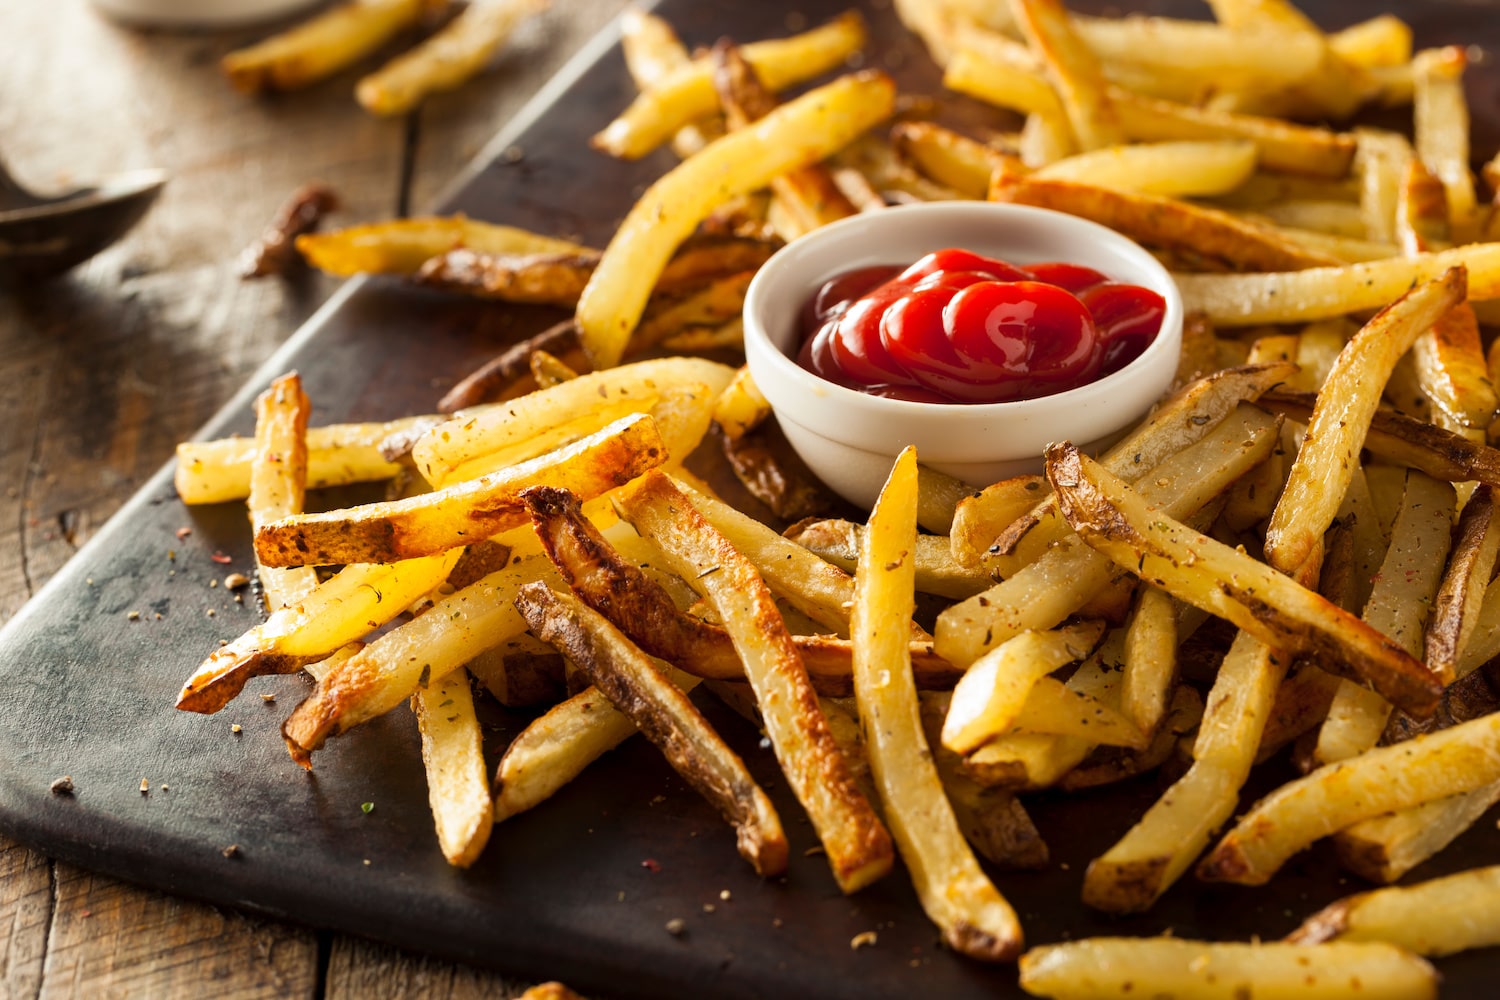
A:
89 0 322 28
743 201 1183 509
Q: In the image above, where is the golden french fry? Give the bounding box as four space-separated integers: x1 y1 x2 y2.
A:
296 216 588 276
1010 0 1122 151
592 12 869 160
1034 140 1256 197
1290 865 1500 956
176 549 461 714
711 366 770 441
516 582 788 876
1048 444 1442 717
1426 484 1500 683
784 518 992 600
1413 46 1476 230
248 374 320 612
1333 782 1500 884
1201 711 1500 885
1120 584 1178 738
221 0 435 94
891 121 1020 199
851 446 1021 960
615 470 894 893
256 413 666 567
1019 938 1437 1000
578 70 895 369
413 668 493 867
1265 267 1466 572
355 0 546 116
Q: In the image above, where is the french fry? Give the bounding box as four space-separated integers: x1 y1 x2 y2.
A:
851 446 1021 959
176 549 461 713
221 0 435 94
412 668 493 867
1120 584 1177 738
615 470 894 893
248 374 320 612
1176 244 1500 326
1264 267 1466 572
1426 484 1500 683
937 404 1280 667
591 12 869 160
1314 471 1453 764
1333 782 1500 884
1010 677 1145 748
1033 140 1257 198
990 174 1337 271
255 413 666 567
578 70 895 369
296 216 587 277
281 548 551 766
1019 938 1437 1000
415 357 734 486
1200 711 1500 885
1412 46 1476 231
891 121 1020 200
1010 0 1122 151
948 474 1048 569
784 518 992 600
710 366 770 441
1289 865 1500 956
941 623 1103 755
1047 444 1443 717
355 0 547 116
515 582 788 876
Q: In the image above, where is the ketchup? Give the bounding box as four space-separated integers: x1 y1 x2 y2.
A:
795 249 1165 404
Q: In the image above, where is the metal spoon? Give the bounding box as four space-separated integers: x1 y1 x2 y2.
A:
0 157 167 280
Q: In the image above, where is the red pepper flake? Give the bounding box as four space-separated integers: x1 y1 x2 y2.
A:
641 858 662 873
175 527 192 539
210 551 233 564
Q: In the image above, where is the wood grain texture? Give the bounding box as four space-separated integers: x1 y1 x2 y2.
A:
0 0 628 994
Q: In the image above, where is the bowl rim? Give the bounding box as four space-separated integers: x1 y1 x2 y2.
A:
742 200 1183 422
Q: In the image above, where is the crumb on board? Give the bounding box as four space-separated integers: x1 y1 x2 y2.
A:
138 779 149 794
851 931 878 950
222 844 241 858
50 776 74 795
665 918 686 936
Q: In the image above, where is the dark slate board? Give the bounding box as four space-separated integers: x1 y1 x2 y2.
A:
1 1 1498 997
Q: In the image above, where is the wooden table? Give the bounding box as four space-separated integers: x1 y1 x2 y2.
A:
0 1 628 994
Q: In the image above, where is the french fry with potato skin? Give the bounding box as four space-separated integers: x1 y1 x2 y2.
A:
1033 140 1257 198
577 70 896 369
296 216 588 277
248 374 320 613
281 548 553 767
255 413 667 567
615 470 894 894
176 548 461 714
1289 865 1500 955
891 121 1020 200
1046 444 1443 717
991 174 1336 271
1010 0 1122 151
1426 484 1500 683
515 582 789 877
784 518 992 600
1199 711 1500 885
1265 266 1467 573
852 447 1021 961
412 668 493 868
1019 937 1437 1000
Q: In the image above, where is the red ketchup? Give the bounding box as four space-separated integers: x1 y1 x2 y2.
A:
795 248 1166 404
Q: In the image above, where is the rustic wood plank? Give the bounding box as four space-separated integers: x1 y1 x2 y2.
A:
0 836 52 998
325 933 539 999
39 862 317 1000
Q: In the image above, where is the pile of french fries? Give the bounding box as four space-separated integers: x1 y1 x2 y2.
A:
222 0 548 116
173 0 1500 993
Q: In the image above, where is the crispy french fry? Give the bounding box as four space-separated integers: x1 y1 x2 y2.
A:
711 366 770 442
1034 140 1256 197
1333 782 1500 884
891 121 1020 199
280 548 550 765
578 70 895 369
851 446 1021 960
255 413 666 567
1289 865 1500 956
948 474 1048 569
990 174 1336 271
1201 711 1500 885
1413 46 1476 230
221 0 435 94
1048 444 1442 717
176 549 461 714
1120 584 1177 738
516 582 788 876
247 374 321 612
296 216 587 276
412 668 493 867
1019 938 1437 1000
1426 484 1500 682
592 12 868 160
355 0 546 116
1011 0 1122 151
615 470 894 893
1265 267 1466 572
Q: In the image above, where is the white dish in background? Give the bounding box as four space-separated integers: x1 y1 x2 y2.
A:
742 201 1183 509
89 0 323 29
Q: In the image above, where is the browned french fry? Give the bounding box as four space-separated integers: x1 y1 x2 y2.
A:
1047 444 1442 717
515 582 788 877
1289 866 1500 955
221 0 436 94
1264 267 1467 573
615 470 894 893
1426 484 1500 683
256 413 665 567
248 374 320 612
891 121 1020 199
1010 0 1122 151
784 518 991 600
412 668 493 868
